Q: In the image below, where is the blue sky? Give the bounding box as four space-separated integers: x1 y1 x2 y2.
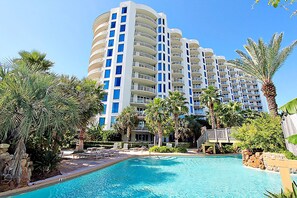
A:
0 0 296 106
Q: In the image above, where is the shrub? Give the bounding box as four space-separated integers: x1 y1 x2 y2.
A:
283 150 297 160
222 144 235 154
231 114 286 153
175 146 187 153
149 146 187 153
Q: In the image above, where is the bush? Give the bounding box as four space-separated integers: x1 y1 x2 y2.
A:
283 150 297 160
231 113 286 153
149 146 187 153
222 144 235 154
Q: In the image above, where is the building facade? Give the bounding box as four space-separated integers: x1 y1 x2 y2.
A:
88 1 268 142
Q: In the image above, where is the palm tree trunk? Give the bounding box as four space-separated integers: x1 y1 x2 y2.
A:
154 132 157 146
216 116 221 129
127 125 131 142
210 103 216 129
158 123 162 147
12 137 26 185
174 115 179 147
77 127 85 151
261 82 278 117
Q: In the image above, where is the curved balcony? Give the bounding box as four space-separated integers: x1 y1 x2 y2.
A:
192 69 202 77
193 86 202 91
136 14 157 28
92 30 108 44
131 85 156 97
207 69 216 74
130 98 153 107
88 58 104 72
93 12 109 31
132 72 156 86
174 88 185 94
89 49 105 63
206 63 215 69
219 69 227 74
94 22 109 35
135 22 157 36
172 69 184 78
133 51 157 65
192 77 203 83
172 54 183 61
92 39 106 50
171 38 182 46
171 45 183 53
135 31 156 45
171 61 183 69
207 77 217 82
134 41 156 55
190 55 199 62
133 62 157 75
87 69 102 81
190 48 199 55
172 78 184 86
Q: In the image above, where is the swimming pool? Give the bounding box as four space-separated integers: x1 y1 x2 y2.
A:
12 155 288 198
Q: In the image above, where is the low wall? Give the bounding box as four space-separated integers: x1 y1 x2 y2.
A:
242 150 297 173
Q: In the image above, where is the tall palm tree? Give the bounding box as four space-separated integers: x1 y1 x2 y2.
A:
14 50 54 71
213 102 224 129
228 33 297 116
184 115 203 145
0 66 79 185
145 98 169 147
165 91 188 146
114 106 139 142
221 102 244 127
199 86 220 129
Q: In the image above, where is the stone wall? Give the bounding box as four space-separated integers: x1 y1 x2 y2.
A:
0 144 33 192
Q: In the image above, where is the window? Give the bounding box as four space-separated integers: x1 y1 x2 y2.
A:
158 35 162 42
114 77 121 86
104 80 109 90
121 15 126 23
110 21 116 28
104 70 110 78
158 84 162 92
168 48 170 54
186 43 189 48
111 116 116 126
168 74 170 80
102 104 107 114
99 118 105 126
163 84 166 92
109 30 115 37
108 39 114 47
117 55 123 63
113 90 120 99
118 44 124 52
188 65 190 71
119 34 125 42
158 73 162 81
158 27 162 33
168 56 170 62
163 63 165 71
188 72 191 78
188 80 191 86
190 106 193 114
158 18 161 24
112 102 119 113
102 94 108 102
189 88 192 95
190 97 193 104
162 18 165 25
158 43 162 51
158 53 162 61
158 63 162 71
120 25 126 32
168 64 170 71
106 59 112 67
168 82 171 89
112 13 117 20
122 7 127 14
116 66 122 74
163 74 166 82
107 49 113 57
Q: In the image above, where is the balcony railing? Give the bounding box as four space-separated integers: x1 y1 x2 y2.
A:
130 98 153 104
133 62 156 71
135 22 156 33
134 41 155 50
131 85 156 93
132 72 156 81
133 51 156 61
136 14 156 24
135 31 156 41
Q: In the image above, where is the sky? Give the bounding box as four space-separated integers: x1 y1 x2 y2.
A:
0 0 296 106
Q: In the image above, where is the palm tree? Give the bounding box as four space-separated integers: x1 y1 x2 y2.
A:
199 86 220 129
14 50 54 71
213 102 224 129
221 102 244 127
228 33 297 116
184 115 203 145
0 66 79 185
114 106 139 142
165 91 188 146
145 98 170 147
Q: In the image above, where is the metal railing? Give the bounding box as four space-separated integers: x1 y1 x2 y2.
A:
136 14 156 24
135 31 156 41
135 22 156 33
133 62 156 71
134 41 155 50
133 51 156 60
131 85 156 93
132 72 156 81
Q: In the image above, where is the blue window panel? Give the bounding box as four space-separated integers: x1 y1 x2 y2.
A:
163 44 165 51
116 66 122 74
190 106 193 114
158 53 162 60
108 39 114 47
118 44 124 52
188 65 190 71
158 84 162 92
163 27 165 33
111 116 116 126
158 73 162 81
122 7 127 14
102 104 107 114
109 30 115 37
113 89 120 99
158 63 162 71
117 55 123 63
112 102 119 113
186 43 189 48
189 88 192 95
112 13 117 20
202 52 205 56
158 18 161 24
107 49 113 57
121 15 126 22
111 21 116 29
203 58 205 63
168 48 170 54
119 34 125 42
187 57 190 63
163 63 166 71
167 33 169 38
168 74 170 80
158 35 162 42
163 35 165 42
158 27 162 33
190 97 193 104
104 80 109 90
106 59 112 67
163 54 165 61
102 94 108 102
218 78 221 83
162 18 165 25
163 84 166 93
168 56 170 62
158 44 162 51
120 25 126 32
167 40 170 46
188 80 191 86
205 79 208 84
188 72 191 78
204 72 206 77
99 118 105 126
168 64 170 71
163 74 166 82
168 82 171 89
114 77 121 86
104 70 110 78
186 51 189 55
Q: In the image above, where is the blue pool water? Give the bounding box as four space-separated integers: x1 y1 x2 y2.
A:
13 155 289 198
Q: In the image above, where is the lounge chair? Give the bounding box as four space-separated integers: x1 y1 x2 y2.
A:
123 143 129 152
111 143 118 150
166 143 173 148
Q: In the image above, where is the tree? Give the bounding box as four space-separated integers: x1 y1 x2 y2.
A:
165 91 188 146
213 102 224 129
254 0 297 16
114 106 139 142
145 98 170 147
228 33 297 117
199 86 220 129
221 102 244 127
0 65 79 185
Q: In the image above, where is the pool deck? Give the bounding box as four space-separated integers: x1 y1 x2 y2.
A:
0 150 231 197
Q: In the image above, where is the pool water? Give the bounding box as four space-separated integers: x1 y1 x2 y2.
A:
13 155 289 198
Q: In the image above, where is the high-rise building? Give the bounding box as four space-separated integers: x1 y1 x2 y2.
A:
88 1 268 142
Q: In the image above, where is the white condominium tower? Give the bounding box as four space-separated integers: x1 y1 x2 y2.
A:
88 1 268 142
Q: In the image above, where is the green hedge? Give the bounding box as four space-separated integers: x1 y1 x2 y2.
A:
149 146 187 153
